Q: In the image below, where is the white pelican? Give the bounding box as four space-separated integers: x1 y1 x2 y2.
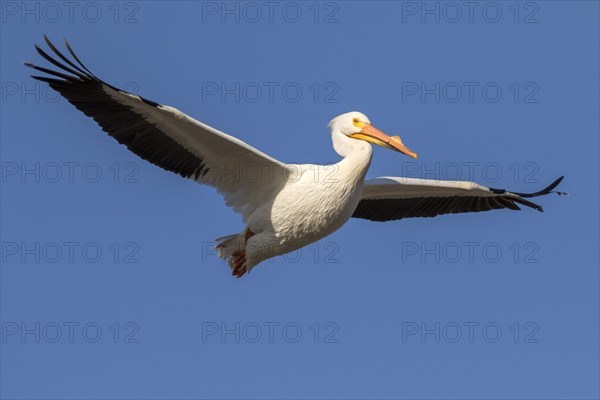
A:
25 37 566 277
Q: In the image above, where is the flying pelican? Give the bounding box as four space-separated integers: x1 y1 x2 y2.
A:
25 36 565 277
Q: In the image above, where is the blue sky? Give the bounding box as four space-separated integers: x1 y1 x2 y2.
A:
1 1 598 399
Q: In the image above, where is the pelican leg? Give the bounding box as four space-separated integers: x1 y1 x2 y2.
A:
231 250 246 277
230 228 255 278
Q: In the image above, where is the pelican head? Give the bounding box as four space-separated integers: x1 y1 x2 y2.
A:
329 111 417 159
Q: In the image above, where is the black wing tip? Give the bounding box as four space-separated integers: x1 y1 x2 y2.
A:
545 175 564 193
27 35 94 79
507 175 567 198
551 176 568 196
530 202 544 212
27 35 162 108
517 197 544 212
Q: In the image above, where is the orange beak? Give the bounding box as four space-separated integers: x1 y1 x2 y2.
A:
350 124 418 159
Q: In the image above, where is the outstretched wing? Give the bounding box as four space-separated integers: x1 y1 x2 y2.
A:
25 35 291 222
352 176 566 222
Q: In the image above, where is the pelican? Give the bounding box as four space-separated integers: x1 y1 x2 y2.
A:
25 36 566 277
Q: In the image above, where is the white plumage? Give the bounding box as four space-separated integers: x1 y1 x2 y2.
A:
25 36 566 277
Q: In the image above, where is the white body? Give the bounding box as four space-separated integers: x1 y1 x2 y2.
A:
242 139 372 270
26 37 562 277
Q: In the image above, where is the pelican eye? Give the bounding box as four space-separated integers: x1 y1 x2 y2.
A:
352 118 361 126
